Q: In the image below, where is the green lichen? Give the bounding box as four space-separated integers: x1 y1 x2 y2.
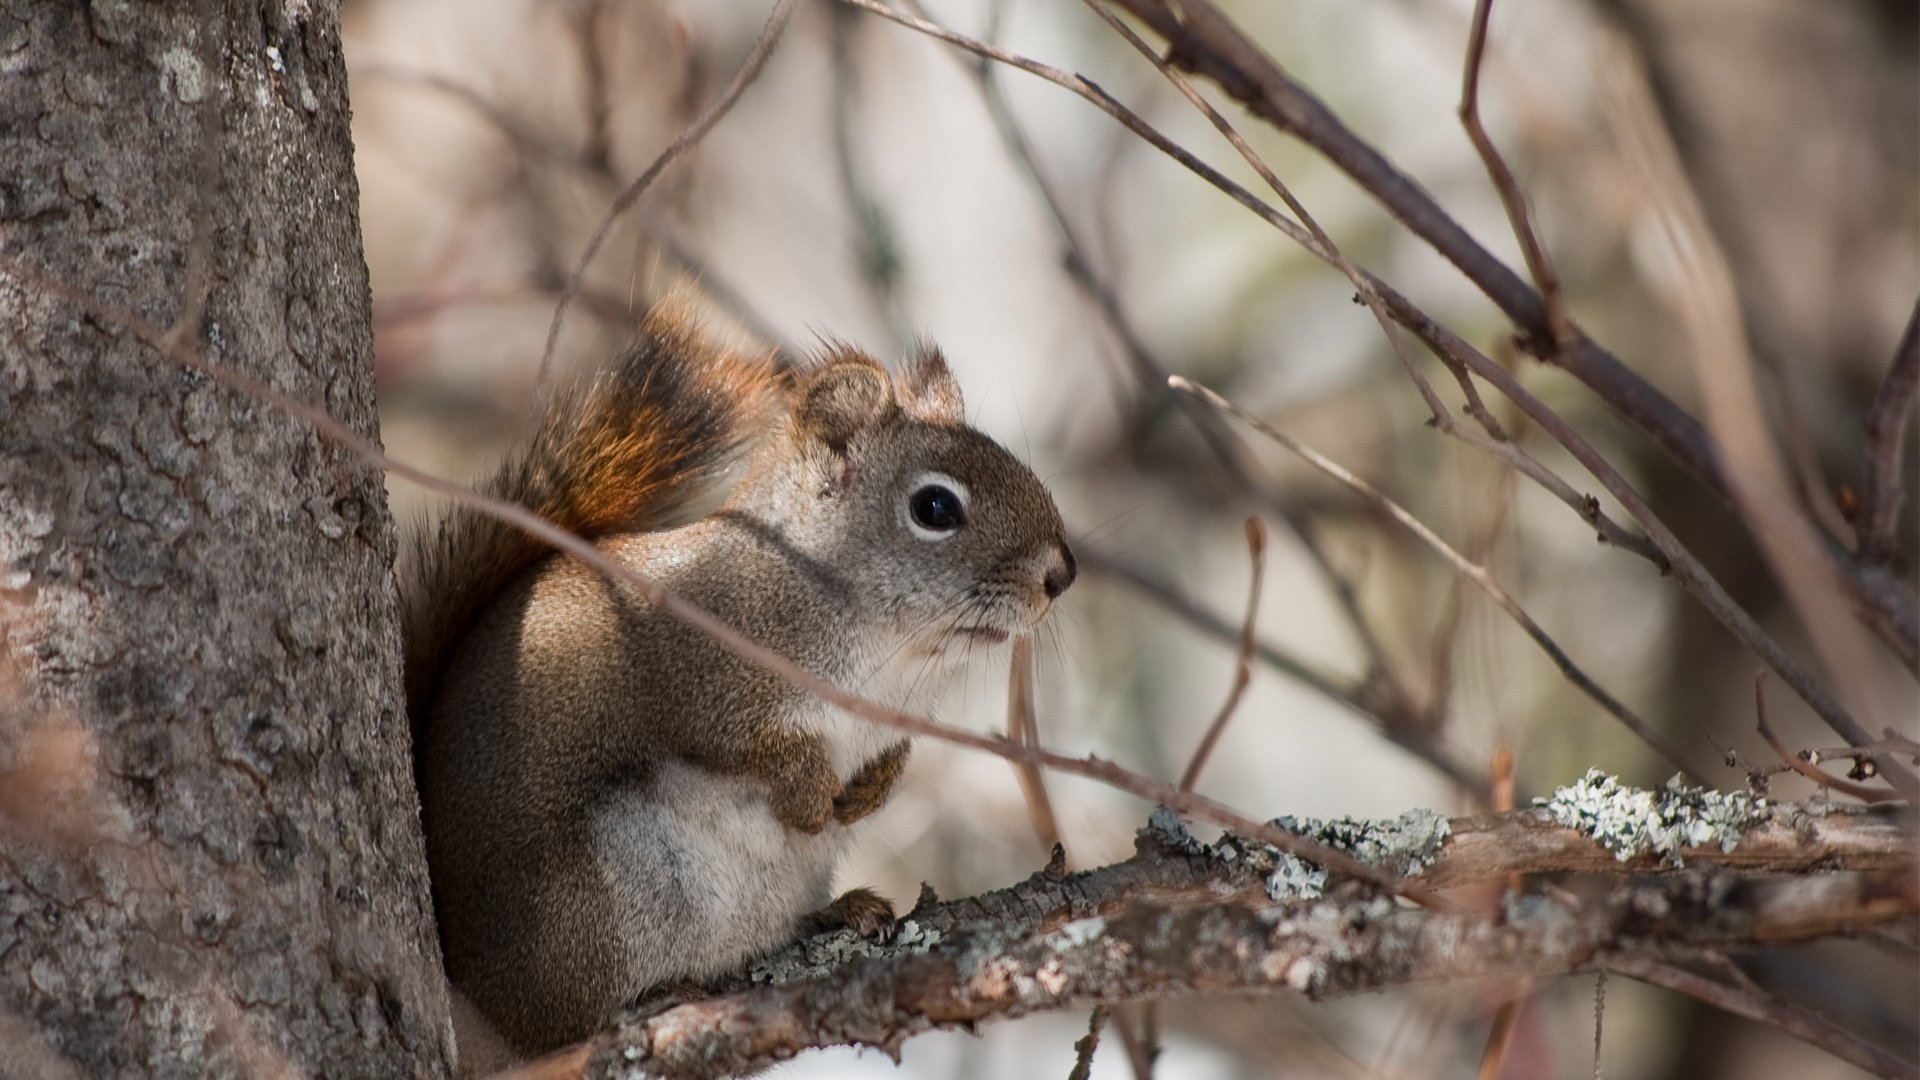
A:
1538 768 1771 865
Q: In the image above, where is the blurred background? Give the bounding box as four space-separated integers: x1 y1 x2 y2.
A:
343 0 1918 1076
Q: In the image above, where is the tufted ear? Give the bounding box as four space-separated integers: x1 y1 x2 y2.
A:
899 344 964 424
795 357 896 455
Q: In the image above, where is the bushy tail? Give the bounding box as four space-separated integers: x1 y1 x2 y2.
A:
401 303 779 737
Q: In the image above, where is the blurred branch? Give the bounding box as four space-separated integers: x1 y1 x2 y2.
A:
351 61 789 351
1595 34 1912 749
1602 956 1918 1080
1859 298 1919 568
1458 0 1573 355
571 804 1916 1079
1178 517 1267 793
1095 0 1918 678
535 0 797 411
829 4 911 351
893 0 1470 795
373 285 633 334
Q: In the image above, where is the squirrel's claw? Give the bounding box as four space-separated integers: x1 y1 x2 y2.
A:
798 886 897 942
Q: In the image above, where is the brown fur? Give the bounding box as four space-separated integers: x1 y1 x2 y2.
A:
404 305 1074 1058
401 299 779 755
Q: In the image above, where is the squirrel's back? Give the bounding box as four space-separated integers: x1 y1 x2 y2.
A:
400 303 778 749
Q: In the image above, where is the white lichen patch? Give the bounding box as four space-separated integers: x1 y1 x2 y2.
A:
158 46 205 103
1146 805 1201 853
1147 806 1451 901
742 919 943 987
1538 769 1771 866
1265 857 1330 901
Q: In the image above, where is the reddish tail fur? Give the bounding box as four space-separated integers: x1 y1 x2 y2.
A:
401 303 779 745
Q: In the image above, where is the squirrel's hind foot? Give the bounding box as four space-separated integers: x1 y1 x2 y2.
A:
797 886 896 942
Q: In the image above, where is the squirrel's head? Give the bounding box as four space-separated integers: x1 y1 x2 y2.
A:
757 346 1074 659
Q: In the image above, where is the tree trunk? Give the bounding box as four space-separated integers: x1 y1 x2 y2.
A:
0 1 453 1075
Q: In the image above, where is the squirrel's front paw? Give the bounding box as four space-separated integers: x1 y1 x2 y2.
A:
797 886 896 941
833 740 911 825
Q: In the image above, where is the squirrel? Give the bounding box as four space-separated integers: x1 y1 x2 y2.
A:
401 299 1076 1059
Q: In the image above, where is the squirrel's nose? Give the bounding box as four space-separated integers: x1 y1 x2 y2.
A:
1042 543 1077 600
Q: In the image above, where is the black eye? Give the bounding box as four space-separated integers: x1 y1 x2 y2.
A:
909 485 966 532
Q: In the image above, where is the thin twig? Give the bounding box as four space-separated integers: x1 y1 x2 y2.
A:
1172 376 1702 780
1752 673 1895 803
1067 1007 1109 1080
1082 550 1494 800
533 0 797 414
1859 297 1919 567
1441 420 1667 569
1475 989 1526 1080
1008 636 1064 855
1603 956 1918 1080
1178 517 1267 793
1458 0 1573 355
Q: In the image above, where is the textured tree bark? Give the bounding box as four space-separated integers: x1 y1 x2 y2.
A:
0 1 453 1076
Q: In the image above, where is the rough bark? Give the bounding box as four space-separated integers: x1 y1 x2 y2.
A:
551 800 1915 1079
0 1 453 1076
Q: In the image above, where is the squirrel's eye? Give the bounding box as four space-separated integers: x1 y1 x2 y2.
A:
908 484 967 535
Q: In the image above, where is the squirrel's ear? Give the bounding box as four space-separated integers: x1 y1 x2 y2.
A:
796 360 896 454
899 345 964 424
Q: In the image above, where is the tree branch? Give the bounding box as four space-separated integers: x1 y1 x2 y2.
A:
568 797 1916 1079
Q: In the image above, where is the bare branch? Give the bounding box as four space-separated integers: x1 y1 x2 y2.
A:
1458 0 1573 355
1752 674 1896 803
1172 376 1703 780
1603 957 1918 1080
1068 1007 1109 1080
1082 551 1492 800
574 803 1916 1079
1098 0 1917 677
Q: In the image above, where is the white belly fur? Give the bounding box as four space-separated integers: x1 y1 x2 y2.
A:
589 649 941 990
590 760 844 985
